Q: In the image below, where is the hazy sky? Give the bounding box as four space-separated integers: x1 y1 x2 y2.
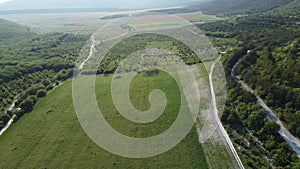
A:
0 0 11 4
0 0 200 10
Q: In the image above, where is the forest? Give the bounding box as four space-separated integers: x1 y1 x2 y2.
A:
198 10 300 168
0 18 88 129
198 10 300 137
193 0 300 16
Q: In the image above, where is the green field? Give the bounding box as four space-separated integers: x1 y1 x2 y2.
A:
0 73 208 168
0 12 109 33
0 11 220 34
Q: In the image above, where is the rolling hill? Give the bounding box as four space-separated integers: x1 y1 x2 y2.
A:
0 75 209 169
193 0 300 16
0 18 88 131
0 0 196 11
0 18 33 40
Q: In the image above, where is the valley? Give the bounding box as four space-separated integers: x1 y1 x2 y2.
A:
0 1 299 168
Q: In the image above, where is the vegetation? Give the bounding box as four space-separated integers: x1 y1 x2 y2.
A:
0 18 88 131
193 0 300 16
0 75 208 169
199 10 300 137
198 9 300 168
1 3 300 168
0 18 210 168
149 7 199 14
222 75 298 168
82 33 202 75
100 14 130 20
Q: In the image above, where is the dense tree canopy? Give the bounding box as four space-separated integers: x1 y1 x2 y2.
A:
200 10 300 168
0 19 88 129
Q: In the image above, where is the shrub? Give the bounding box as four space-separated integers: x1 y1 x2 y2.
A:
37 90 47 98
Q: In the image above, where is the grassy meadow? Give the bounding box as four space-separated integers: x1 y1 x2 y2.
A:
0 73 208 169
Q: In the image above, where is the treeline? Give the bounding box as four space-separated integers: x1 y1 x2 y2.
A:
0 19 88 130
237 40 300 137
0 59 74 84
192 0 299 16
0 19 34 40
82 33 202 75
219 44 300 169
198 10 300 42
199 10 300 168
198 10 300 137
222 71 299 168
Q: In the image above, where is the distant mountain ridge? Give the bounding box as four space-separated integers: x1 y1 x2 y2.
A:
192 0 300 16
0 0 196 11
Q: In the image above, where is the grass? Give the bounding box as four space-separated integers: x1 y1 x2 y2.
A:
146 41 173 50
0 12 110 33
0 73 208 169
100 70 181 138
188 15 221 23
0 11 221 34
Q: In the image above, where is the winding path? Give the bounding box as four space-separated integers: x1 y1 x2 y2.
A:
232 60 300 158
0 99 18 136
209 62 245 169
79 35 95 70
78 21 132 72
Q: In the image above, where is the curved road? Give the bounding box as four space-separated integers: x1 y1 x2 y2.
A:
209 62 245 169
232 60 300 158
80 22 245 167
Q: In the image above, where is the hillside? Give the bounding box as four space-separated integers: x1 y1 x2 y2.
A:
0 19 88 130
198 9 300 168
0 74 209 168
0 18 33 40
0 14 237 168
0 2 300 168
193 0 300 16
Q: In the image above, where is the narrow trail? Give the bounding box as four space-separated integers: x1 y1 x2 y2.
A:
1 21 132 137
78 21 131 72
232 60 300 158
0 118 14 136
209 62 245 169
0 99 18 136
79 35 95 70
